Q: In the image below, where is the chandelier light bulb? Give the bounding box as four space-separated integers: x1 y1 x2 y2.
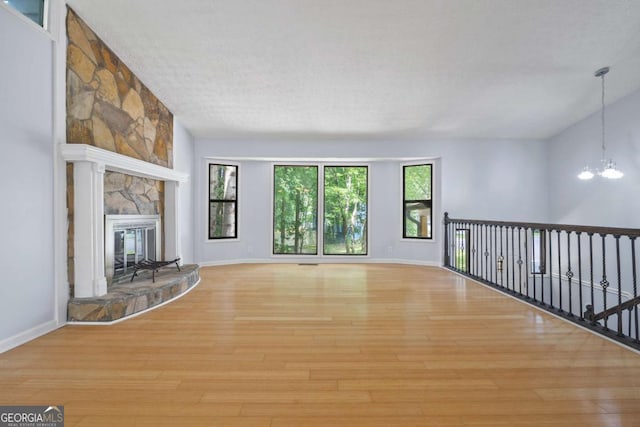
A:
599 160 624 179
577 166 595 180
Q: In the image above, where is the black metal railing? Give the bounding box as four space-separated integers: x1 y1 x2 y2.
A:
443 212 640 350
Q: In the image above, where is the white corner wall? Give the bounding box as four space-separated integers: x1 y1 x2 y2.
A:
0 5 57 351
193 138 548 266
173 119 196 264
547 88 640 228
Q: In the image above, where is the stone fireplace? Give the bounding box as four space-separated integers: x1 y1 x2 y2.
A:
62 8 198 322
61 143 187 298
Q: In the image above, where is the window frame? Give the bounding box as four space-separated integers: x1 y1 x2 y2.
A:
207 162 238 240
402 163 433 240
270 162 370 258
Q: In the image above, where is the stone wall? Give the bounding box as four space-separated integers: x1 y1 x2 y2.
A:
66 8 173 166
104 172 164 216
66 8 172 295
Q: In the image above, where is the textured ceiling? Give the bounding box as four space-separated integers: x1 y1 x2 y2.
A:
66 0 640 140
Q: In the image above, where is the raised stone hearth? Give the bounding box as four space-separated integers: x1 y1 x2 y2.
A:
68 264 199 322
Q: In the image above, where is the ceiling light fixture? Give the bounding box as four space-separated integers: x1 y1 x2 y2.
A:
577 67 623 181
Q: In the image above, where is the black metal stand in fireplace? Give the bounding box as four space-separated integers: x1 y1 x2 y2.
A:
130 258 181 283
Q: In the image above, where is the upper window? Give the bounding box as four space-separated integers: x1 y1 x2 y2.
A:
208 164 237 239
403 164 432 239
3 0 46 28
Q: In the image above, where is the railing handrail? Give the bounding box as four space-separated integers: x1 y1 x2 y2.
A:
444 213 640 238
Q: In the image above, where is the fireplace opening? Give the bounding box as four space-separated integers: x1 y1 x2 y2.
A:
105 215 161 284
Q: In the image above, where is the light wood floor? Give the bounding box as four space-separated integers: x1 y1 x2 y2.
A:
2 264 640 426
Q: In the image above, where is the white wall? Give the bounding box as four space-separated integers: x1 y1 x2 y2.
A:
0 5 56 351
193 138 548 265
173 119 195 263
547 88 640 228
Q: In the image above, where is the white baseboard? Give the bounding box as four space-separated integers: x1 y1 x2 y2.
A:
0 320 60 354
384 258 441 267
198 258 441 267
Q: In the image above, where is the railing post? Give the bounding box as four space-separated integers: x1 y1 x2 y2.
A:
443 212 450 267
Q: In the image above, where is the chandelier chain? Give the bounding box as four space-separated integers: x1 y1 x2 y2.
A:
601 71 606 159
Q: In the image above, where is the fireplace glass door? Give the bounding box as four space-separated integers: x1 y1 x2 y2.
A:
105 215 161 284
113 227 156 278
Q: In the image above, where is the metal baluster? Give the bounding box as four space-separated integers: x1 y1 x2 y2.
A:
566 232 574 317
524 228 529 299
632 237 638 342
484 225 489 282
540 229 545 306
589 233 595 325
474 223 478 277
455 222 460 271
517 227 523 295
452 221 456 270
489 225 493 283
615 235 622 337
472 224 477 276
458 222 463 271
532 228 537 302
453 222 457 271
493 226 498 283
601 234 609 331
549 229 554 308
577 232 583 321
557 230 563 313
511 227 515 292
499 226 504 287
504 227 510 289
480 224 484 280
451 222 455 270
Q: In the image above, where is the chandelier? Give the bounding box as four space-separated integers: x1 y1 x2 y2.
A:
577 67 623 180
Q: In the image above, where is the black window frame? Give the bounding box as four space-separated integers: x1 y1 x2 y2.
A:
402 163 433 240
208 163 238 240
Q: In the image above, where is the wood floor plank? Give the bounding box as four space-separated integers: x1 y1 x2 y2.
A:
1 263 640 425
269 416 463 426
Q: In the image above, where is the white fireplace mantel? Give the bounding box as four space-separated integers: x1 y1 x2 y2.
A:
61 144 189 298
61 144 188 183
